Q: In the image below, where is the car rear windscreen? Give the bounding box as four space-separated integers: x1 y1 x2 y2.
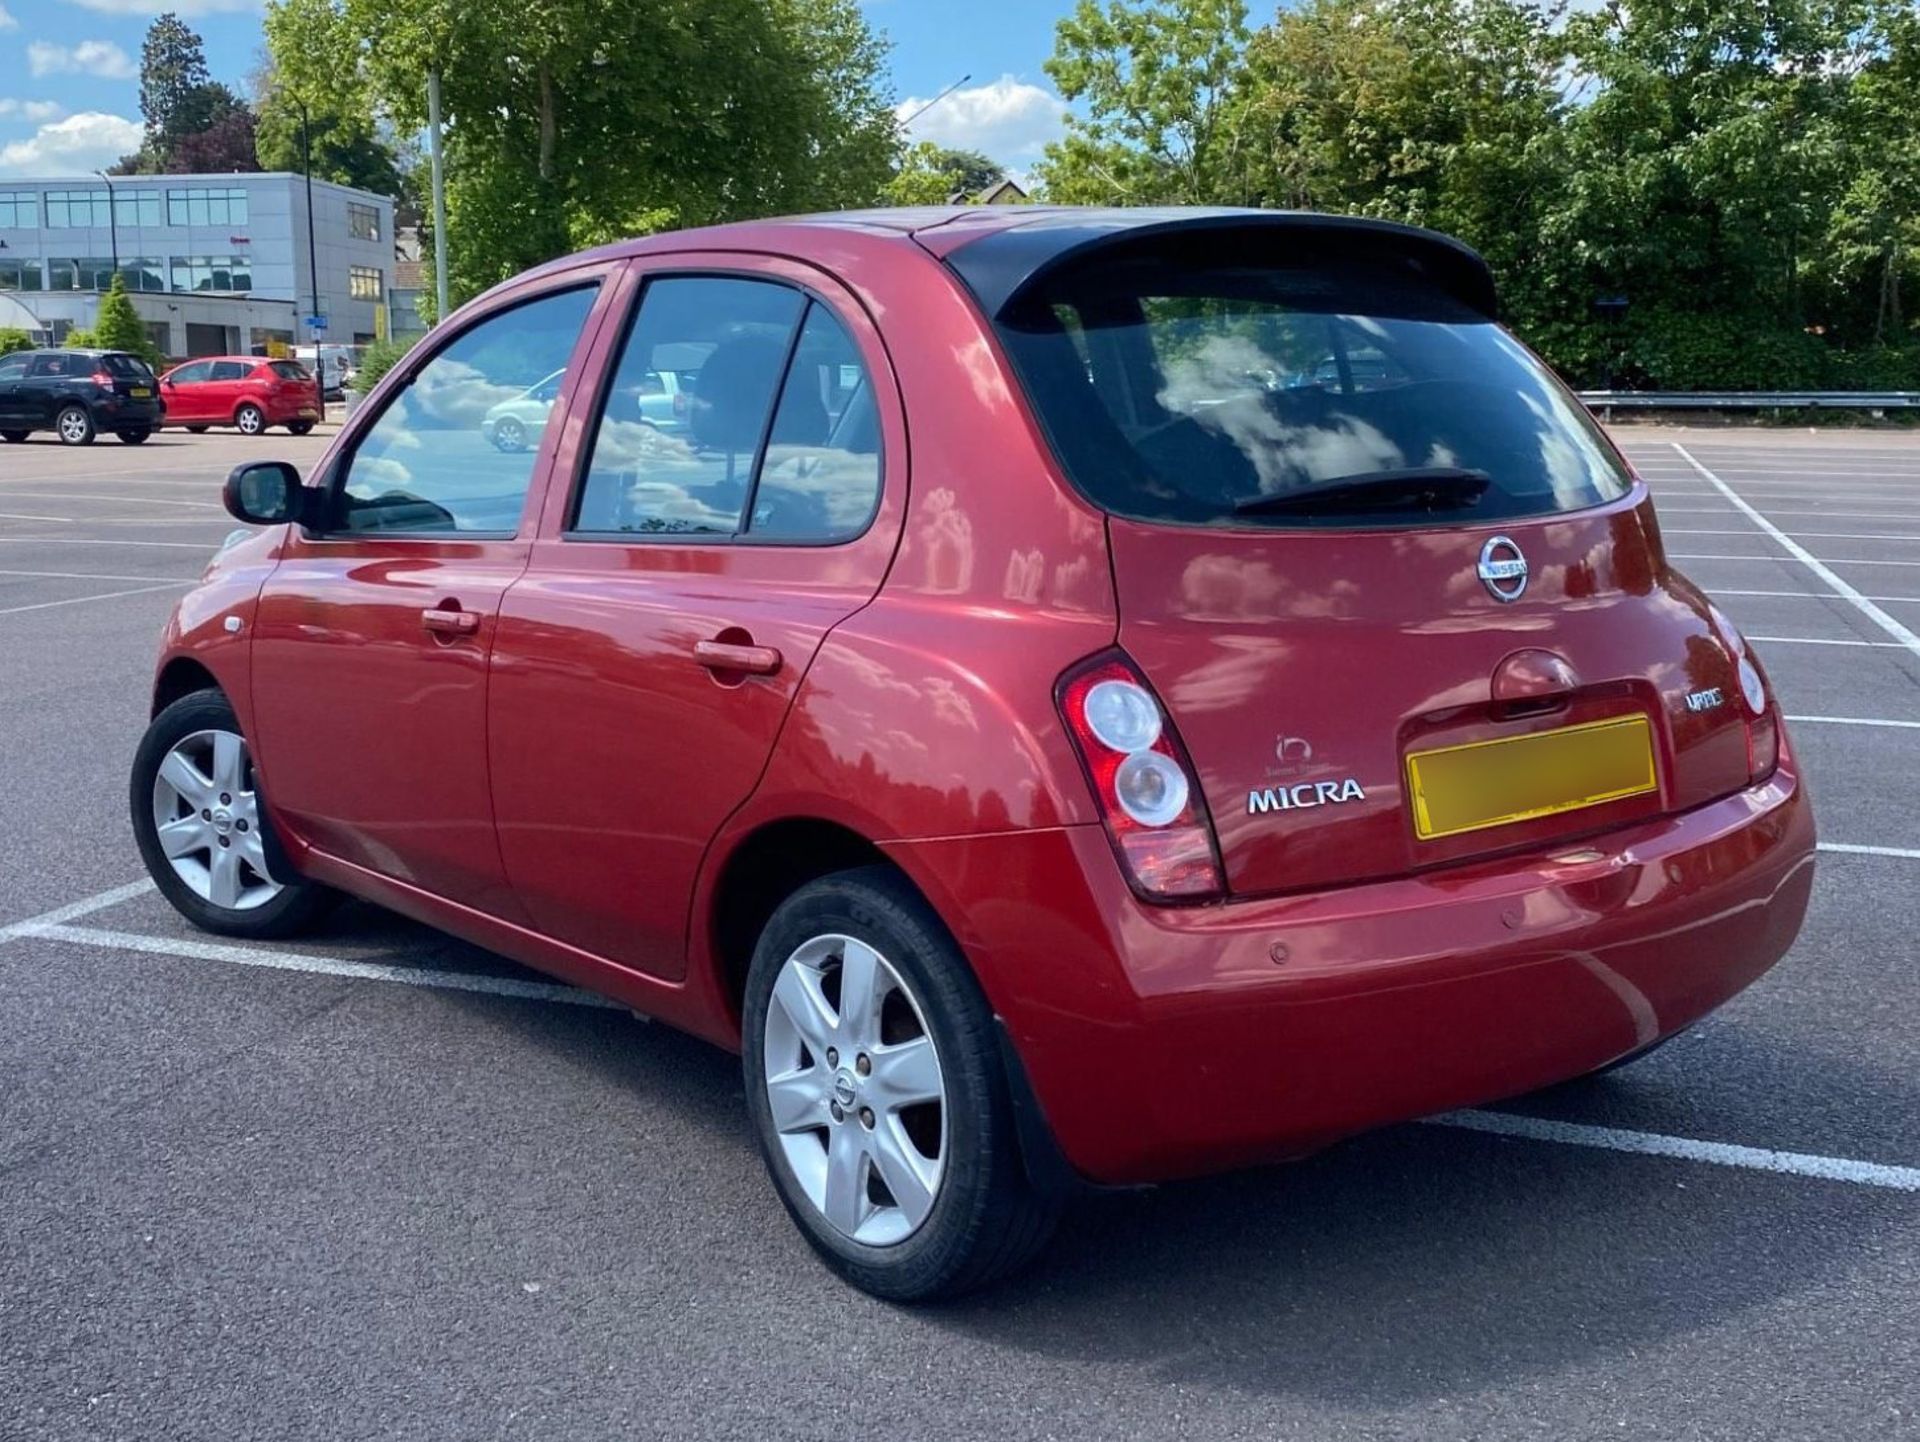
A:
990 239 1633 528
103 353 156 381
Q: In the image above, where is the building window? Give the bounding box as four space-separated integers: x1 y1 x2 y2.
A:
170 255 254 293
113 190 164 227
0 258 44 292
349 264 383 301
165 187 249 227
45 190 112 228
120 259 167 293
348 202 380 241
49 257 119 291
0 192 40 229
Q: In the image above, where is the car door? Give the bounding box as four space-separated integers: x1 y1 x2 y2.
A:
248 269 619 918
207 360 251 421
162 361 213 423
488 258 906 978
24 353 78 426
0 352 29 426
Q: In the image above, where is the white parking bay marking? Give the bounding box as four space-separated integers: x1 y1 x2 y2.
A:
1788 715 1920 730
1674 443 1920 660
0 582 193 617
1429 1111 1920 1192
1819 842 1920 860
0 879 157 940
23 922 629 1011
1741 635 1905 648
0 537 215 549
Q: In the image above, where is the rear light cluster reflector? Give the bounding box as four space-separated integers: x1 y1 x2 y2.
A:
1711 607 1780 783
1058 654 1224 901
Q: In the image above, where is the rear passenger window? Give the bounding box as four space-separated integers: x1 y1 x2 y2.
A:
334 285 598 535
572 278 880 542
573 278 803 535
211 361 249 381
748 305 881 543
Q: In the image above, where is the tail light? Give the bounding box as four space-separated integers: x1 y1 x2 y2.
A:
1711 607 1781 783
1057 653 1224 901
673 391 689 419
90 370 115 388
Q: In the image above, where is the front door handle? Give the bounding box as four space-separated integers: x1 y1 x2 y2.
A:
422 606 480 636
694 638 782 675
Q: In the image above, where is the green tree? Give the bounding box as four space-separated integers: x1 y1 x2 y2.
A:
1037 0 1252 204
335 0 897 304
139 13 211 145
257 0 404 196
0 329 31 357
121 14 259 173
74 275 166 371
885 143 1007 204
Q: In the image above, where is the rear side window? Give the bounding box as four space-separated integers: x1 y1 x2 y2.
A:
992 239 1632 528
572 277 881 543
29 354 76 378
211 361 249 381
269 361 308 381
103 353 152 380
334 284 598 535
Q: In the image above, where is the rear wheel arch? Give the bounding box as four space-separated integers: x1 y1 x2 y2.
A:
707 818 935 1027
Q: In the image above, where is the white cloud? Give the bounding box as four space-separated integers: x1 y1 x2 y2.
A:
27 39 138 79
65 0 262 13
896 74 1068 165
0 4 18 28
0 100 66 122
0 111 144 175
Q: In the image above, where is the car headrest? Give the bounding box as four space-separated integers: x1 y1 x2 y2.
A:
690 334 788 453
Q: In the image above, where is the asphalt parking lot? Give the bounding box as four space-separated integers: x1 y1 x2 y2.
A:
1 423 1916 1441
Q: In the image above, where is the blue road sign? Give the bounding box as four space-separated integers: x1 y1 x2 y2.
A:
306 316 328 331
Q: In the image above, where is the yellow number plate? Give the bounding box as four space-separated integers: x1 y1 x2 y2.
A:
130 386 152 397
1406 714 1658 841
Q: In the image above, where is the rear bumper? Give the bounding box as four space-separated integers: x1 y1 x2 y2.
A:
94 396 163 427
884 758 1815 1186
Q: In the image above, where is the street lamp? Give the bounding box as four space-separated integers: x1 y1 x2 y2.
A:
295 99 325 402
96 169 119 289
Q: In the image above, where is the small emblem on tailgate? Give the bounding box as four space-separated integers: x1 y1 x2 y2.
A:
1685 687 1725 712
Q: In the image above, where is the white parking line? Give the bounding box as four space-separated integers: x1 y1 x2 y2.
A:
1744 635 1905 648
0 879 157 939
0 491 223 510
1818 842 1920 860
0 568 202 582
0 511 73 523
1428 1111 1920 1192
0 581 193 617
1665 507 1920 522
1668 529 1920 543
1672 554 1920 567
1787 715 1920 730
23 923 631 1011
0 537 215 549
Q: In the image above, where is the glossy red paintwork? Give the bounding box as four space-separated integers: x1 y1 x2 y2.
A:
160 356 320 429
150 207 1817 1186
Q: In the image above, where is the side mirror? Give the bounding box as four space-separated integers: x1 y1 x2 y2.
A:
223 460 307 526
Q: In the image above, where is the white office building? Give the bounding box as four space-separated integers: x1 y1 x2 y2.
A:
0 172 396 359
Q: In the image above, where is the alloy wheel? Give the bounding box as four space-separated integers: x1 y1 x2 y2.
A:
493 417 526 452
236 406 264 435
58 408 90 443
149 728 283 911
762 934 947 1246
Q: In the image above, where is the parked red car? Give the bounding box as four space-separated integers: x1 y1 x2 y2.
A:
131 208 1815 1300
159 356 320 436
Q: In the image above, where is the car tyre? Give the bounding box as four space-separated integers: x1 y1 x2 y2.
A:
491 416 527 452
117 428 151 444
234 403 266 436
130 688 336 940
56 404 96 445
742 865 1062 1301
287 420 315 436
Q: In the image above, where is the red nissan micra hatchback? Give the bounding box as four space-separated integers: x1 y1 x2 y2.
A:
131 207 1816 1299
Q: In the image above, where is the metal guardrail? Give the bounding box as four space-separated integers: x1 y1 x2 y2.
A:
1579 391 1920 415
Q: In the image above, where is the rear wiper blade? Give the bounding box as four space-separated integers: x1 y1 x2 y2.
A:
1232 466 1491 516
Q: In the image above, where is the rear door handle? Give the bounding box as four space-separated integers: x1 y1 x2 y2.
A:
422 606 480 636
694 639 782 675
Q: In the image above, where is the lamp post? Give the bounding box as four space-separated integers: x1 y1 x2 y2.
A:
296 100 325 403
96 169 119 290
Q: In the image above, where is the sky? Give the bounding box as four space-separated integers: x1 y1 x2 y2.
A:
0 0 1077 180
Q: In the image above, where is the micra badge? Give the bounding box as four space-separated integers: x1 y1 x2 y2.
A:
1248 778 1366 814
1685 687 1725 713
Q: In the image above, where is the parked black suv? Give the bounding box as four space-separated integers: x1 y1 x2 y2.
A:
0 348 166 445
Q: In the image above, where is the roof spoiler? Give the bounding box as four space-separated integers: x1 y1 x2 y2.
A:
940 209 1500 321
